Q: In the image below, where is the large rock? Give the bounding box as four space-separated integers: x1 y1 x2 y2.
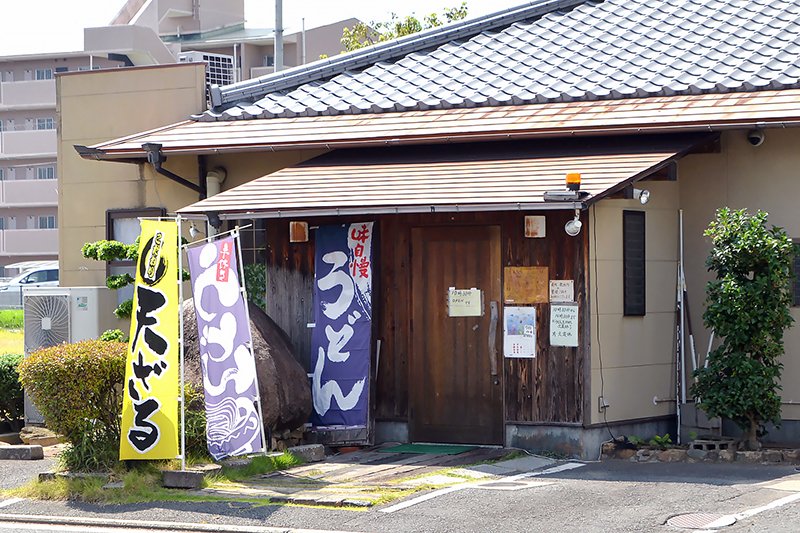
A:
182 299 312 432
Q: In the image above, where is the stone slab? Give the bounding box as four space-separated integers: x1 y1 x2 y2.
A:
765 479 800 492
491 455 555 472
398 474 462 487
162 467 221 490
288 444 325 463
0 444 43 460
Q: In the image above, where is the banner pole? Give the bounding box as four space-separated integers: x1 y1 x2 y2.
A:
177 214 186 471
232 226 269 456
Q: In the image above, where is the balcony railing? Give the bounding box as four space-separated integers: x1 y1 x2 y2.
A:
0 179 57 207
0 80 56 108
0 228 58 256
0 129 57 156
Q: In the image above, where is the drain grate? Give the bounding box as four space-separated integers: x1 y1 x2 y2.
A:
667 513 736 529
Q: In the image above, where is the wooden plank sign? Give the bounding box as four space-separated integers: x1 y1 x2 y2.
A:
504 266 549 304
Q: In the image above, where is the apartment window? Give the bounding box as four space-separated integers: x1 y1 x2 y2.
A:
35 68 53 80
0 169 3 181
106 208 166 304
55 67 68 73
36 166 55 180
0 121 3 132
623 210 646 316
0 218 5 230
36 118 54 130
38 216 56 229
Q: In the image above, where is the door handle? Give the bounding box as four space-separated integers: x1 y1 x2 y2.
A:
488 301 498 380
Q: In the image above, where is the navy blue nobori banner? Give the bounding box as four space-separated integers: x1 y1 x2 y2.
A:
310 222 373 428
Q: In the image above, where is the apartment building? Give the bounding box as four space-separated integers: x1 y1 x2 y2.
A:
0 53 127 276
3 0 355 278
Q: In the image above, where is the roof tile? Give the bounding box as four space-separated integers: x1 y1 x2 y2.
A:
205 0 800 120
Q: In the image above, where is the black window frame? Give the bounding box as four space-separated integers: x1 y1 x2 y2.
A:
105 207 166 276
792 239 800 307
623 210 646 316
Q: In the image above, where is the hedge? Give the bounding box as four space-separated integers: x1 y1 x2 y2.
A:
17 339 126 443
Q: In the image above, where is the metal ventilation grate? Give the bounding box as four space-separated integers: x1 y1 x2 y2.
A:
24 294 70 354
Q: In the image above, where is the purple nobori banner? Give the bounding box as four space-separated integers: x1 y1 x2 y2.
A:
186 236 264 460
310 222 373 428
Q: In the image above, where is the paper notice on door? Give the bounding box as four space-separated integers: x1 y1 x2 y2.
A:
503 306 536 358
550 303 579 347
447 287 483 317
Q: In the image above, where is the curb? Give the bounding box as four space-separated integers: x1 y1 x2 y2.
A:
0 512 361 533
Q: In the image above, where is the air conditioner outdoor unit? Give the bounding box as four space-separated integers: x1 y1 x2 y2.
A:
178 51 235 101
22 286 121 425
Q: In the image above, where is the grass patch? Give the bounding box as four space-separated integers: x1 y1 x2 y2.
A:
2 453 303 506
0 330 22 355
0 309 22 330
214 453 304 483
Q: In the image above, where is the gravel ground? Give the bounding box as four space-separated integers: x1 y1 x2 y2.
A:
0 457 56 491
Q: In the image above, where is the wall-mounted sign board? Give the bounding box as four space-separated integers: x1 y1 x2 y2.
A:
504 306 536 358
549 280 574 302
504 266 549 304
550 303 579 347
447 287 483 317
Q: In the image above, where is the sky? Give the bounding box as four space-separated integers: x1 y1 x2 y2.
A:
0 0 527 56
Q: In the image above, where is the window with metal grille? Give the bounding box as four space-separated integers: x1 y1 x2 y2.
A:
35 68 52 80
623 210 646 316
38 215 56 229
36 166 55 180
35 118 54 130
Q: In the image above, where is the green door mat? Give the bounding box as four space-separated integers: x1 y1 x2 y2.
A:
380 443 477 455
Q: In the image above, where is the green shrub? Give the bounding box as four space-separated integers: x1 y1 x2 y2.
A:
0 310 23 330
18 339 126 447
0 353 23 429
99 329 127 342
244 262 266 310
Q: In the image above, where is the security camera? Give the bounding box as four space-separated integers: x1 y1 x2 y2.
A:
746 129 765 147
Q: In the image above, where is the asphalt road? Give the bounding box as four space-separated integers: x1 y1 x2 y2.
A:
1 460 800 532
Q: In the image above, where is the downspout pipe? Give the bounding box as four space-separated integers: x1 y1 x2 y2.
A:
142 143 206 199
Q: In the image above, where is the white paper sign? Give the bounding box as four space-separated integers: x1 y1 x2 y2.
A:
550 303 579 347
504 306 536 358
549 280 574 303
448 288 482 317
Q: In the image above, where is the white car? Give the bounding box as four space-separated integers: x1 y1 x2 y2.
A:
0 267 59 292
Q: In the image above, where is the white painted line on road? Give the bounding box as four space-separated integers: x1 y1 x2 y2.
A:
506 462 586 481
0 499 22 509
698 491 800 531
380 462 585 514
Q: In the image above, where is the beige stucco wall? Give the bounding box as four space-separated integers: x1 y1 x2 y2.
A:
679 128 800 422
57 63 206 287
589 180 680 425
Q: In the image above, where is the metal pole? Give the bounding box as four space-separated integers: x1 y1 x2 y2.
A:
301 18 306 65
233 227 269 455
275 0 284 72
177 214 186 470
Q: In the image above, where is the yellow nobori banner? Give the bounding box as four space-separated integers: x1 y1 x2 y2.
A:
120 220 180 460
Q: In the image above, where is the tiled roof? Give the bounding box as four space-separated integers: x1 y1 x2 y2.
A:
201 0 800 121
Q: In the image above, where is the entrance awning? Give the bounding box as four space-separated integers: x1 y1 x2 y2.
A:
177 134 712 219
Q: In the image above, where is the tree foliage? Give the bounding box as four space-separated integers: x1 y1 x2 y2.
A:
341 3 468 52
692 208 796 450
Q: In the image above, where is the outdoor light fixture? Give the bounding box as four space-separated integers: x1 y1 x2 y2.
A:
188 222 205 239
565 208 582 237
633 188 650 205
